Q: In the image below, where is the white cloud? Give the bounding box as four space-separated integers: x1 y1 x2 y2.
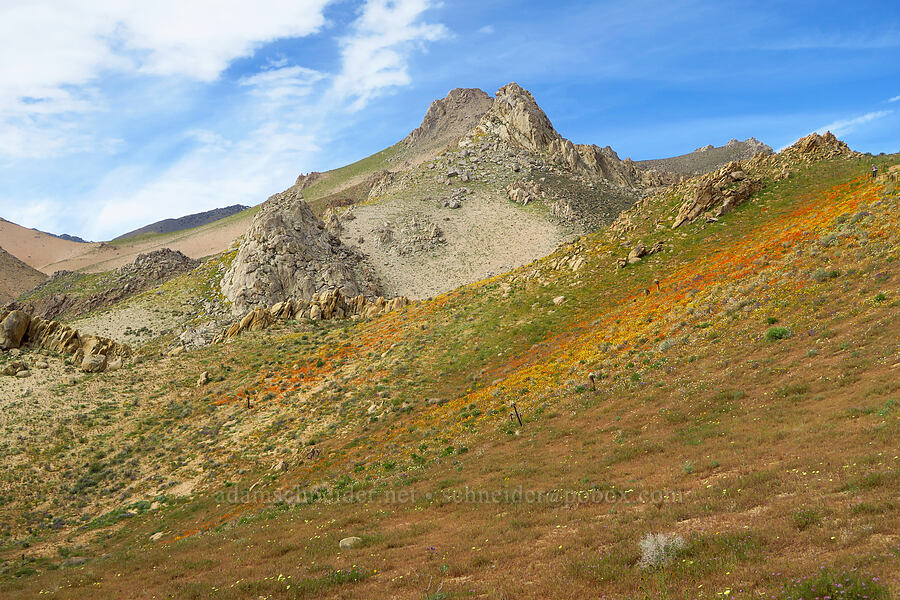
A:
478 25 495 34
0 0 332 98
0 0 333 159
332 0 448 110
889 95 900 103
240 65 327 103
816 110 893 137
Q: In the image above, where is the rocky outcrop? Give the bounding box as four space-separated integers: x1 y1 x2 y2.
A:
0 307 130 371
295 170 325 189
781 131 853 162
220 188 381 315
474 83 561 152
672 161 763 228
466 83 671 188
116 248 199 281
366 170 396 199
15 249 199 321
506 180 543 205
215 289 410 342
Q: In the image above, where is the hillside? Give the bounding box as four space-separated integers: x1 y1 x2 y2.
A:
637 137 774 175
297 83 674 299
0 209 256 275
0 246 46 304
0 136 897 598
114 204 251 240
0 218 95 274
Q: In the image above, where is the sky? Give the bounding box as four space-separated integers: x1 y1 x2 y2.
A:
1 0 898 241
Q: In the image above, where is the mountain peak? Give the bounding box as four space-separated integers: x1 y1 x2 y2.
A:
475 82 562 152
403 87 493 156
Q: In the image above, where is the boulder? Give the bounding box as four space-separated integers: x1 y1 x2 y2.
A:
0 310 30 350
339 536 363 550
81 354 107 373
2 361 26 376
627 245 647 264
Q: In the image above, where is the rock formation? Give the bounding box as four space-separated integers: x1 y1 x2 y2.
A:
780 131 853 162
220 188 381 315
14 248 199 321
0 307 130 371
672 161 764 228
464 83 672 187
506 180 543 205
215 289 410 342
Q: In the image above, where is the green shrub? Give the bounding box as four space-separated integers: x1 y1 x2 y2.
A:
792 508 822 531
766 326 792 341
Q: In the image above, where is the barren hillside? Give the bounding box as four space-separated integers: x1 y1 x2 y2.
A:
0 246 45 303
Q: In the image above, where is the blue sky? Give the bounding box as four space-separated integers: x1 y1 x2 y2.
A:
1 0 898 241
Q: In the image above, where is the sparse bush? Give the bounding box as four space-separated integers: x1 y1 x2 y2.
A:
766 316 779 324
779 569 890 600
637 532 685 570
766 326 792 342
792 508 822 531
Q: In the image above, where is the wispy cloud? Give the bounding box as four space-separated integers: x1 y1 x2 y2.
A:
815 110 893 137
889 95 900 103
332 0 448 111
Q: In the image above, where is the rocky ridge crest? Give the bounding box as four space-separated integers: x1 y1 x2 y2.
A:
462 83 671 188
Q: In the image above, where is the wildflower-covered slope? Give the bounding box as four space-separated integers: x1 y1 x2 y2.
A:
1 151 898 599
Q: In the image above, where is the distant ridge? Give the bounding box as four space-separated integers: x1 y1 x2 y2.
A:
636 137 774 175
36 230 90 243
114 204 251 240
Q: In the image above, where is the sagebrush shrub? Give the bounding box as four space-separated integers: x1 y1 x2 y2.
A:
766 326 792 341
637 532 685 569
